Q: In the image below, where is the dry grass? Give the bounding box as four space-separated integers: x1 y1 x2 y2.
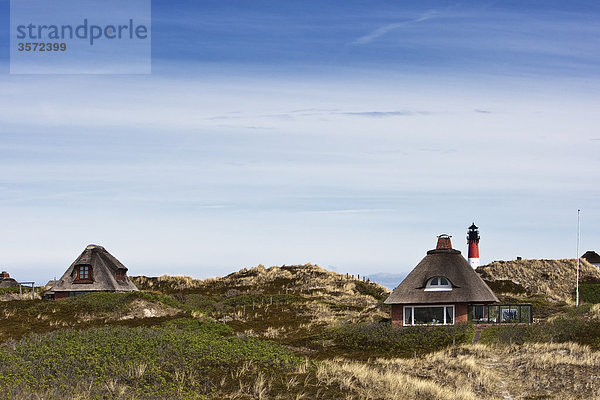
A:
133 263 389 300
478 258 600 302
309 342 600 400
181 342 600 399
131 264 390 344
316 359 480 400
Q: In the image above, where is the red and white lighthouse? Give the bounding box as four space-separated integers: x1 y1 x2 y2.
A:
467 223 480 268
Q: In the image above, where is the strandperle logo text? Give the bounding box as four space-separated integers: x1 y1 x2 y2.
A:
16 19 149 45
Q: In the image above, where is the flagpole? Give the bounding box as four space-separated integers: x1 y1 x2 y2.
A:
576 209 580 307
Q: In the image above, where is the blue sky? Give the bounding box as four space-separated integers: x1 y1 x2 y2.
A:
1 1 599 284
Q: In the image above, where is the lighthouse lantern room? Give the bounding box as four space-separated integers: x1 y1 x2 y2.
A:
467 223 480 268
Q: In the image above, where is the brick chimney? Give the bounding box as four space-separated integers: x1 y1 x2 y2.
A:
1 271 9 278
436 234 453 249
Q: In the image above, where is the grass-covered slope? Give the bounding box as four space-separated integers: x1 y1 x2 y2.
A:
477 258 600 302
2 324 598 400
0 319 302 400
131 264 391 349
0 291 182 342
2 262 600 399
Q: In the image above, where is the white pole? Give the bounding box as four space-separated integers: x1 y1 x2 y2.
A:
576 209 581 307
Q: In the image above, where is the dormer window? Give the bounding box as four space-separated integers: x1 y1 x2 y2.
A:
424 276 452 291
74 265 93 283
116 268 127 281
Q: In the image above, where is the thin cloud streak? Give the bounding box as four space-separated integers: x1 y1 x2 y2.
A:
352 10 438 45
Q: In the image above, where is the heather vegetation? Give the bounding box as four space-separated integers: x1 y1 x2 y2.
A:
324 322 474 357
0 319 302 399
1 262 600 399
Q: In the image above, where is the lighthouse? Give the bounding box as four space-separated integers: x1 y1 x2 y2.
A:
467 223 480 268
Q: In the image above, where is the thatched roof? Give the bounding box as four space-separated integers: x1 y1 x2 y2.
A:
384 237 498 305
582 251 600 264
0 278 19 288
51 245 138 293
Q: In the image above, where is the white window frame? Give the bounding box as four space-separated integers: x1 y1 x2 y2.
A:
403 305 455 326
424 276 452 291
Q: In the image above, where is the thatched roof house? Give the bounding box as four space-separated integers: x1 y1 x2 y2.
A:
50 245 138 300
582 251 600 268
385 234 498 326
0 271 18 289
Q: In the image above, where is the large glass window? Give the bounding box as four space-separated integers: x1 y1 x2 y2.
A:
500 306 518 322
403 305 454 325
446 306 454 324
474 305 485 320
404 307 412 326
468 304 532 324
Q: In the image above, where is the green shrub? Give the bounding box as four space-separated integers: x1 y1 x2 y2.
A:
579 283 600 303
57 291 186 313
324 322 474 357
0 287 22 295
484 279 527 295
0 322 301 399
353 281 388 301
479 317 600 349
162 318 234 335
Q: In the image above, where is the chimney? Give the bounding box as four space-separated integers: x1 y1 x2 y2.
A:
1 271 9 278
436 234 453 249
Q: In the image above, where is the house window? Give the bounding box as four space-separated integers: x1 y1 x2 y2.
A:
424 276 452 291
403 305 454 325
75 265 93 282
79 266 89 279
116 269 127 281
474 305 485 320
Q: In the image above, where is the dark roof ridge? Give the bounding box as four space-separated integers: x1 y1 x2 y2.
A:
427 248 461 255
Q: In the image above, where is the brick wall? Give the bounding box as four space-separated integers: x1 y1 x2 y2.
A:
455 303 468 323
54 292 69 300
391 304 403 327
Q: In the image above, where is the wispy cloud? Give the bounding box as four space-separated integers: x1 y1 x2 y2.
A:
352 10 438 45
336 111 428 117
304 208 392 214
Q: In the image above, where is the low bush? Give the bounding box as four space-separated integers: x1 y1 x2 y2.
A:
483 279 527 295
0 287 22 295
480 317 600 349
579 283 600 303
324 322 474 357
0 320 301 399
353 280 389 301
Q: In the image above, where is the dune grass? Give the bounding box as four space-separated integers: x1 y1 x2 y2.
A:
478 258 600 302
3 263 600 399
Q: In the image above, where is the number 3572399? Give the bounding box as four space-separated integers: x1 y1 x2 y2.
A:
18 43 67 51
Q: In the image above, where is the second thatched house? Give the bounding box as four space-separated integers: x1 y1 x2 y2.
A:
582 251 600 269
385 234 498 326
49 245 138 300
0 271 19 288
